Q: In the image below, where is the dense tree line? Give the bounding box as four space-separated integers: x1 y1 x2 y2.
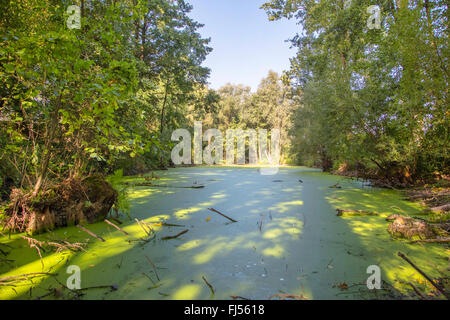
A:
261 0 449 185
0 0 211 200
1 0 448 206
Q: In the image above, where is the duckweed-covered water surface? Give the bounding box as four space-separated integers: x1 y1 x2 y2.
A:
0 167 448 300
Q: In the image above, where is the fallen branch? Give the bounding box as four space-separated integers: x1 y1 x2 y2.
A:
104 219 129 235
142 272 156 286
0 272 57 286
21 236 45 268
202 276 215 295
397 252 449 300
124 182 204 189
258 214 264 232
161 229 189 240
407 282 427 299
144 255 160 281
230 295 250 300
336 209 378 217
409 238 450 244
76 225 105 242
135 218 153 237
427 203 450 213
109 217 123 225
162 222 185 227
20 235 86 268
207 208 238 223
269 293 308 300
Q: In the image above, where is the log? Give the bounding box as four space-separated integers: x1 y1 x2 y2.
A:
428 203 450 212
124 182 204 189
161 229 189 240
207 208 238 223
397 252 449 300
76 225 105 242
336 209 378 217
409 238 450 244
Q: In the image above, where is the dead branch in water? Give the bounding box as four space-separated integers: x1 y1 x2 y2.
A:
407 282 427 299
269 293 308 300
258 214 264 232
231 295 251 300
124 182 204 189
76 225 105 242
397 252 449 300
144 255 160 281
336 209 378 216
329 183 342 189
0 272 57 286
409 238 450 244
202 276 215 295
135 218 153 237
21 236 45 268
20 235 87 268
104 219 129 235
162 222 185 227
426 203 450 213
161 229 189 240
207 208 237 223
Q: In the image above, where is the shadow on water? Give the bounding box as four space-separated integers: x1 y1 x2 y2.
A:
0 167 447 300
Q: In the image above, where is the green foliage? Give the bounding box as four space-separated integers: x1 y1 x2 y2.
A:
261 0 449 181
106 169 130 219
0 0 212 196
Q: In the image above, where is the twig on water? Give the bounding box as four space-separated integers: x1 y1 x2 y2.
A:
135 218 153 237
0 272 57 286
142 272 156 286
231 295 250 300
144 255 160 281
202 276 215 295
397 252 449 300
161 229 189 240
104 219 129 235
76 225 105 242
407 282 427 299
207 208 237 223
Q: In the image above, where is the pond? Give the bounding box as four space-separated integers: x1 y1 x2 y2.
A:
0 167 447 300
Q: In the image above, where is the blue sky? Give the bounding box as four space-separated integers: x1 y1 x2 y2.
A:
187 0 300 92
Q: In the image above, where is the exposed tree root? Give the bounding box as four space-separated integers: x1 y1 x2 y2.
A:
2 175 117 234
